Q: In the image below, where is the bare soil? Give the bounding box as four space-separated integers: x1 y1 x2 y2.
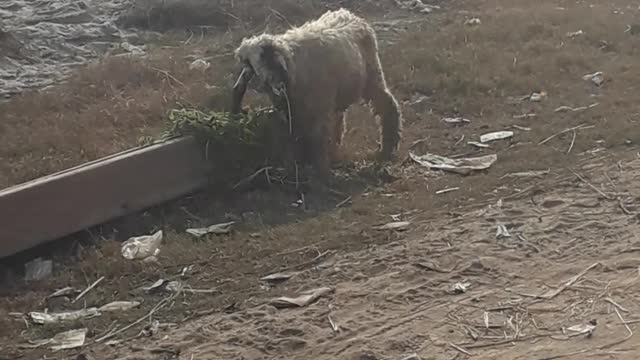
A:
2 0 640 359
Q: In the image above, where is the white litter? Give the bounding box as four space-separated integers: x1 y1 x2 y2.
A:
468 141 490 148
496 224 511 238
99 301 141 312
442 117 471 125
567 323 596 335
566 30 584 37
374 221 411 231
121 230 163 260
465 18 481 26
24 328 87 351
583 71 604 86
480 131 514 143
186 221 235 237
189 59 210 72
410 152 497 175
29 308 100 324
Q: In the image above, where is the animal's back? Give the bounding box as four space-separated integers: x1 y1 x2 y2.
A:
282 8 370 44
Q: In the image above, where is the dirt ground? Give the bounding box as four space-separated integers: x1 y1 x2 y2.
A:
2 0 640 359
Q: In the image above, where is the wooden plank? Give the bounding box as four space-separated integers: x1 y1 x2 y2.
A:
0 137 209 258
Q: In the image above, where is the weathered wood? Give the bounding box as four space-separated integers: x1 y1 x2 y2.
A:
0 137 209 258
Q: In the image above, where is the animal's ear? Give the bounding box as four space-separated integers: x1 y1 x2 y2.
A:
260 43 288 77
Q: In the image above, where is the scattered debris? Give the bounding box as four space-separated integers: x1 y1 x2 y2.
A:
395 0 440 14
408 93 430 106
374 221 410 231
496 224 511 238
512 125 531 131
442 117 471 125
480 131 514 143
436 187 460 195
566 322 596 336
119 41 144 55
260 272 295 283
626 24 640 35
140 319 160 337
23 328 87 351
414 261 454 273
583 71 604 86
401 353 422 360
47 287 78 299
538 262 600 299
539 124 594 145
30 308 100 325
410 152 498 175
99 301 141 312
465 18 481 26
328 315 340 333
501 169 550 179
72 276 104 304
566 30 584 37
468 141 489 149
143 279 168 293
271 287 335 308
188 59 210 72
451 282 470 294
25 258 53 282
528 91 547 102
186 221 235 237
554 103 599 113
121 230 163 260
513 113 536 119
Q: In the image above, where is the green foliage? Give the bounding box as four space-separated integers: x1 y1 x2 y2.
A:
160 106 291 188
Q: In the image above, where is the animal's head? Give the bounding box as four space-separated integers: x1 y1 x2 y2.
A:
233 34 291 95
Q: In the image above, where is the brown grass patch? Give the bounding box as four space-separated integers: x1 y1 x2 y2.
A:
0 44 239 188
116 0 390 32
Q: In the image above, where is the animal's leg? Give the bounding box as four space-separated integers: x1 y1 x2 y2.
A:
328 111 346 163
362 36 403 160
309 116 331 180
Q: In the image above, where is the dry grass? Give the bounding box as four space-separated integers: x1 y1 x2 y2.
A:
116 0 388 32
0 46 238 188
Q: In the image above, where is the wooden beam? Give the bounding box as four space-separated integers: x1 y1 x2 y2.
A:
0 137 209 258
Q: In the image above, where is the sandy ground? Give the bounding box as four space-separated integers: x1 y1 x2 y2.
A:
2 0 640 359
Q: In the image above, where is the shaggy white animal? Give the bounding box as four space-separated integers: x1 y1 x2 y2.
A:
231 8 403 178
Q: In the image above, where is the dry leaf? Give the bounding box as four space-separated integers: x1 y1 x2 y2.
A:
99 301 141 312
260 272 295 283
30 308 100 324
410 152 497 175
480 131 514 143
374 221 410 231
271 287 335 308
186 221 235 237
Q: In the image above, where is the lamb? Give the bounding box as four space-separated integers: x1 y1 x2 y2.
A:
230 8 403 178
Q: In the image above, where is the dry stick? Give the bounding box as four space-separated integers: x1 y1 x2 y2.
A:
449 342 473 356
335 196 352 208
149 67 187 88
605 297 630 313
568 168 614 200
232 166 272 189
273 240 329 257
72 276 104 304
540 262 600 300
614 306 633 338
566 130 576 154
94 292 177 343
539 124 593 145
